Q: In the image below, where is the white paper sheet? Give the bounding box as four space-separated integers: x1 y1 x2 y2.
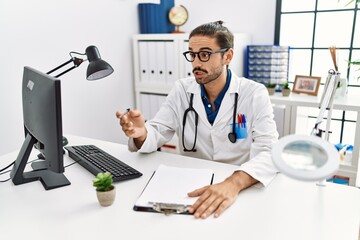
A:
134 164 214 208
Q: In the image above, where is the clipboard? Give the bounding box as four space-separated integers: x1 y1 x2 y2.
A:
133 164 214 215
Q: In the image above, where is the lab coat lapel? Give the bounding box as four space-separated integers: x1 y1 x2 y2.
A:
213 73 240 126
186 81 212 128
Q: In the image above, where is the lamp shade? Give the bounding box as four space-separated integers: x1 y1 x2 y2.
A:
85 45 114 80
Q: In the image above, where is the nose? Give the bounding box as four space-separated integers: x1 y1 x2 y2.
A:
192 55 202 67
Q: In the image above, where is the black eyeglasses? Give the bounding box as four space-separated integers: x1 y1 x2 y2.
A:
183 48 228 62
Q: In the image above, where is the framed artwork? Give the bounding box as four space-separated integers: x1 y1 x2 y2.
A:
292 75 321 96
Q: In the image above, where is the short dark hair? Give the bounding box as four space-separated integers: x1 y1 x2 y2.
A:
189 20 234 49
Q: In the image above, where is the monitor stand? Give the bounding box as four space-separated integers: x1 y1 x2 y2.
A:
10 134 71 190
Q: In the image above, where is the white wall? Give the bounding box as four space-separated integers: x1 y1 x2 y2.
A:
176 0 277 44
0 0 276 155
0 0 138 155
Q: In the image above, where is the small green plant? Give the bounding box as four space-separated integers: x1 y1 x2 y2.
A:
342 0 360 7
93 172 114 192
348 60 360 80
283 82 290 89
267 82 276 88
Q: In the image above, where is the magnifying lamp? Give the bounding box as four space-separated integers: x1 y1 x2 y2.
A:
272 135 339 182
272 70 340 183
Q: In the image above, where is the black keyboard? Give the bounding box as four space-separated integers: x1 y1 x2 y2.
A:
64 145 142 182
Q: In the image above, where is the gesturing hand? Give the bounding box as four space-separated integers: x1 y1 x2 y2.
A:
116 109 147 148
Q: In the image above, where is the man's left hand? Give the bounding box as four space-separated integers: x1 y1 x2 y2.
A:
187 171 257 219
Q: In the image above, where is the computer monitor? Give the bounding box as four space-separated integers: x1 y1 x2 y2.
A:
10 66 71 190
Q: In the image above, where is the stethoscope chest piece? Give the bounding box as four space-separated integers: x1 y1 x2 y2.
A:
228 132 237 143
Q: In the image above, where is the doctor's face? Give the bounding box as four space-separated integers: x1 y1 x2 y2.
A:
188 36 232 85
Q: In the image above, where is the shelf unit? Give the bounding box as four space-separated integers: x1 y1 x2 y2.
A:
245 45 290 86
132 33 252 120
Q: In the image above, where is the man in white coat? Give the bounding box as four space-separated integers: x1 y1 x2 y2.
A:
116 21 278 219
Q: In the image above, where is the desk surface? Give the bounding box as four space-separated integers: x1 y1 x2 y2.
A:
0 135 359 240
270 87 360 110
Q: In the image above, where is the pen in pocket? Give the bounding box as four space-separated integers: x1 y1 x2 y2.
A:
237 114 242 128
242 114 246 128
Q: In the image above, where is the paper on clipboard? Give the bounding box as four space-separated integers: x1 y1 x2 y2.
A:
134 164 214 213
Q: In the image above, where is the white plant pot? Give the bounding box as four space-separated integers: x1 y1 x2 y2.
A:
96 186 116 207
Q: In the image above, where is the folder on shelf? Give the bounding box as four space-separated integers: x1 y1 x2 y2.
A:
182 41 193 78
140 93 151 120
138 1 171 34
147 41 158 82
149 94 160 119
133 164 214 215
138 4 148 34
161 0 175 33
156 95 167 112
138 41 149 82
165 41 177 83
155 41 167 83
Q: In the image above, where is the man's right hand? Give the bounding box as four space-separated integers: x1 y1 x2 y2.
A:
116 109 147 148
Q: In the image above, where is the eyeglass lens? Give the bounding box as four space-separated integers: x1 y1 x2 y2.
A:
183 49 227 62
185 51 211 62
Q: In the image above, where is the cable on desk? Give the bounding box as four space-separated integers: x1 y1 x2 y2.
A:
0 153 80 183
64 159 81 168
0 160 15 173
0 177 11 182
0 158 41 183
0 161 14 182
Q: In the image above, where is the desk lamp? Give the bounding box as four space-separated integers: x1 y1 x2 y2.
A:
47 45 114 80
38 45 114 155
272 70 340 184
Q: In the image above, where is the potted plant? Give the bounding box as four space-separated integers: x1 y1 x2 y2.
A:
266 82 276 95
348 59 360 80
344 0 359 6
281 82 291 96
93 172 116 207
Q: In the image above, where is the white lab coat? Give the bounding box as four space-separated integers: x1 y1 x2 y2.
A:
129 70 279 186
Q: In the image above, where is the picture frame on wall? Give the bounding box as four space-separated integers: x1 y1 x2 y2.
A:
292 75 321 96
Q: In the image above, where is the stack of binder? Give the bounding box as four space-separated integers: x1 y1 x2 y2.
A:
137 40 177 84
245 45 290 86
138 0 175 34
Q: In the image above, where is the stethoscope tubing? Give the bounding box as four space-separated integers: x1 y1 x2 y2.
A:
228 92 239 143
182 92 239 151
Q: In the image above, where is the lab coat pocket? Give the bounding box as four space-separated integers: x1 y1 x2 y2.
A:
230 123 248 140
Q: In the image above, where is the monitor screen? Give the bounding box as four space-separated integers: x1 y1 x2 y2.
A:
10 66 70 190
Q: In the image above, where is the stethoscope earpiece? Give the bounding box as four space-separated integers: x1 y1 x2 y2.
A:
228 132 237 143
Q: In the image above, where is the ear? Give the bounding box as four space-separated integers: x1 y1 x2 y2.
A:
224 48 234 65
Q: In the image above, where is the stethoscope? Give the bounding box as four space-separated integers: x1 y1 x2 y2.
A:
182 92 239 152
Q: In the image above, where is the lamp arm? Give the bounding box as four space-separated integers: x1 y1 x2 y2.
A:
46 57 84 78
311 70 340 140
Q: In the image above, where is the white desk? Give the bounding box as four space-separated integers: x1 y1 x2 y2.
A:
0 135 359 240
270 89 360 187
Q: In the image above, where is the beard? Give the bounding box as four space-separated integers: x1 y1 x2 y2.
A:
193 65 225 85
